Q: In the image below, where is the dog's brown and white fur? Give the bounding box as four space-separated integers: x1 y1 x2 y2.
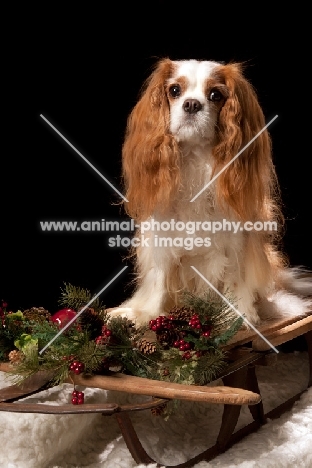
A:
110 59 311 325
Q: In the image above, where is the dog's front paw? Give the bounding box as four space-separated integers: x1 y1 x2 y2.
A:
106 306 143 324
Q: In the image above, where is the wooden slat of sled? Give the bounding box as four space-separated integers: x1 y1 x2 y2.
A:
0 370 52 402
0 402 120 414
0 362 15 372
253 314 312 351
69 372 261 405
0 362 260 406
223 315 309 350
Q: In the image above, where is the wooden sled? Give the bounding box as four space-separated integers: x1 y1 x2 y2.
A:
1 312 312 467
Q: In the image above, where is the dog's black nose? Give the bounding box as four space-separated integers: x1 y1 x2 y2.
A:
183 99 202 114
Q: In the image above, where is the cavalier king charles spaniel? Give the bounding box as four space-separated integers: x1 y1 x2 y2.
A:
110 59 311 326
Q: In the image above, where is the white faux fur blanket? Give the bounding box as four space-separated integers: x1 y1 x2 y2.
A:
0 352 311 468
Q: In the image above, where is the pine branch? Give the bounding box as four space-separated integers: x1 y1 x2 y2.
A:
76 341 108 373
108 316 136 346
58 283 105 312
28 320 83 353
212 316 244 346
194 348 227 385
182 290 241 335
9 344 43 385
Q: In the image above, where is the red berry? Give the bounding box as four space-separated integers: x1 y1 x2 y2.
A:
182 351 191 359
151 325 157 331
149 320 156 327
77 391 84 398
70 363 75 370
77 397 84 405
196 324 202 329
179 345 186 351
202 331 211 338
179 339 185 345
173 341 180 348
72 397 78 405
74 368 81 375
77 362 84 371
184 342 191 350
72 390 78 397
105 329 112 337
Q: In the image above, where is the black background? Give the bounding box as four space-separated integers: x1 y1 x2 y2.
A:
2 5 310 314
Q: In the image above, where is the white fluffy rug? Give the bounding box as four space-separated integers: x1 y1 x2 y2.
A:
1 351 311 468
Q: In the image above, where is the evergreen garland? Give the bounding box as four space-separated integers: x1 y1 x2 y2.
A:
0 285 244 388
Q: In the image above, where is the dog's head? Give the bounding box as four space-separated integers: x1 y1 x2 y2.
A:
166 60 228 145
122 59 278 223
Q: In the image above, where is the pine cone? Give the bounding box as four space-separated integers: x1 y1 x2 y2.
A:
79 307 104 339
8 349 24 365
168 306 194 322
23 307 51 322
137 338 157 355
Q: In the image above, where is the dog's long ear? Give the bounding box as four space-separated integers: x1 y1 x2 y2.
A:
212 63 280 223
122 59 181 221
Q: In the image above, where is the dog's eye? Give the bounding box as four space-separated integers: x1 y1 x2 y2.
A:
208 89 223 102
169 85 181 98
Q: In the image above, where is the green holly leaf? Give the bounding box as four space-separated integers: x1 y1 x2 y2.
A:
14 333 38 350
